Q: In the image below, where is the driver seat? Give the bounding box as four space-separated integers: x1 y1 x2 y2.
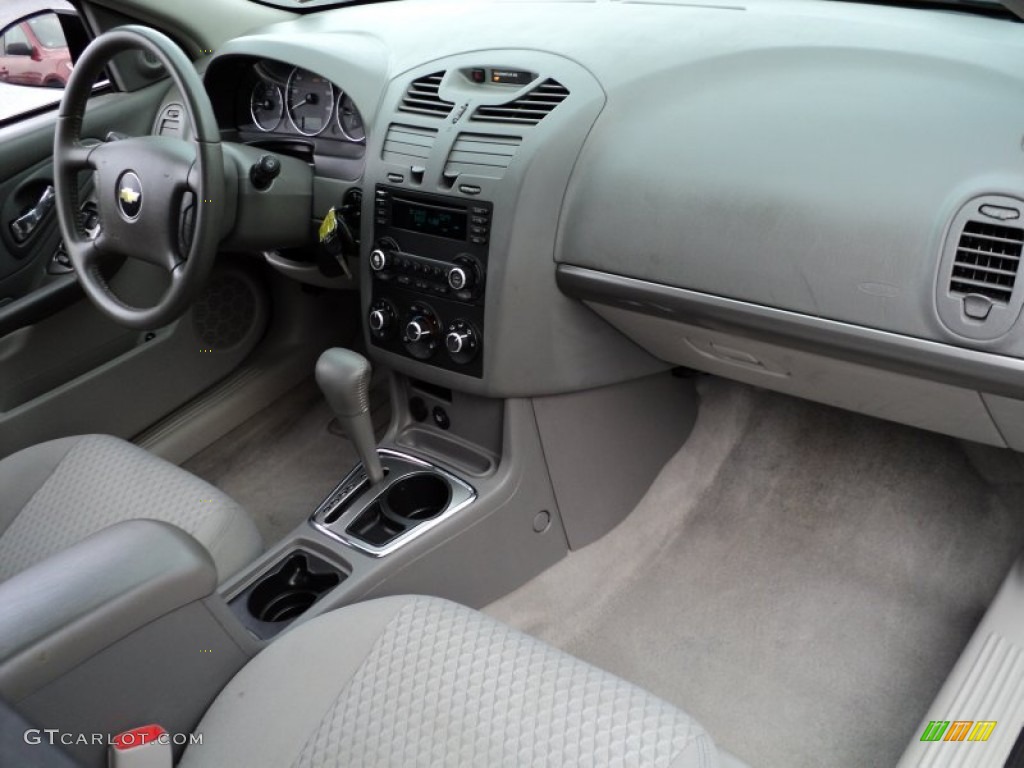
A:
0 434 262 584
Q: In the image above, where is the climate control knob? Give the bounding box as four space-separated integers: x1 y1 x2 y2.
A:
369 248 391 272
402 304 441 360
445 329 469 354
368 299 397 340
405 317 434 343
445 320 480 364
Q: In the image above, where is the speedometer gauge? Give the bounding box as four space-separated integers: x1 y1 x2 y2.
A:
249 80 283 132
286 68 334 137
336 93 365 143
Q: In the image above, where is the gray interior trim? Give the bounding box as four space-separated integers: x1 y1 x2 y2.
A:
558 264 1024 400
0 520 216 701
0 276 81 339
532 372 697 550
896 557 1024 765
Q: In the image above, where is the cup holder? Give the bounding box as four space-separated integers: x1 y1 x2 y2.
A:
345 471 453 547
246 553 342 624
384 473 451 522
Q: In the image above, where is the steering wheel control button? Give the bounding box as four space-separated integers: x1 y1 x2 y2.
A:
445 320 480 364
116 171 143 221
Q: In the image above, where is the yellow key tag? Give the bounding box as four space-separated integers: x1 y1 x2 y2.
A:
319 207 338 244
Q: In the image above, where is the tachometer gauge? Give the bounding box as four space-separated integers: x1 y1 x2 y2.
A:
249 80 283 132
336 93 365 143
286 68 334 137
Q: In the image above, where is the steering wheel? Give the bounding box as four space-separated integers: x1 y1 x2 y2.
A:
54 26 224 330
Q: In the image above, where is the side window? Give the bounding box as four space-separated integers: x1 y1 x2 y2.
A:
4 24 31 55
0 5 84 123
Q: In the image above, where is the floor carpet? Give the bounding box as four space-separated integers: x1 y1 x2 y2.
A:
182 378 369 545
486 378 1024 768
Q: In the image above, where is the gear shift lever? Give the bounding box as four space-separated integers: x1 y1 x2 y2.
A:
315 348 385 485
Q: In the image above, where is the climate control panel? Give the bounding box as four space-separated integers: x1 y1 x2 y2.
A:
367 186 490 378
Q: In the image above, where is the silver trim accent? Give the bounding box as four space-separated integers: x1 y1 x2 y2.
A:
406 319 429 342
310 449 477 557
448 266 467 290
446 330 467 354
369 248 387 271
286 67 334 138
335 91 366 143
249 81 283 132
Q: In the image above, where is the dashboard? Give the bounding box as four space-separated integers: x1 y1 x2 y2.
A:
196 0 1024 451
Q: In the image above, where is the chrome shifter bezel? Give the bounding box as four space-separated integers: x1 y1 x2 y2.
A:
309 448 476 557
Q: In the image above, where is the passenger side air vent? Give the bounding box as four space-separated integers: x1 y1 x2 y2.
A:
949 221 1023 304
444 133 522 180
472 79 570 125
936 195 1024 341
398 72 453 117
381 124 438 164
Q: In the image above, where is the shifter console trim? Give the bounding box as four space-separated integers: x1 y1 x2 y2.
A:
310 448 477 557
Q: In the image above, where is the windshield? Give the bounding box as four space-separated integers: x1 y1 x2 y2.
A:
26 15 66 49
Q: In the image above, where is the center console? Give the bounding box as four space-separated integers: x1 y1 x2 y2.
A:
366 186 491 378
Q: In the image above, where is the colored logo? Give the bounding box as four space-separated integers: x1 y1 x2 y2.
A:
117 171 142 220
920 720 997 742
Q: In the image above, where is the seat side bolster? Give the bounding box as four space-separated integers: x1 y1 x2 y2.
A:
178 595 413 768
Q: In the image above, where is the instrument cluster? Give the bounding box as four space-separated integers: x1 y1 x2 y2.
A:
236 59 365 145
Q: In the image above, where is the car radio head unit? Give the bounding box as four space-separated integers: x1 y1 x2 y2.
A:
391 199 468 241
367 186 492 378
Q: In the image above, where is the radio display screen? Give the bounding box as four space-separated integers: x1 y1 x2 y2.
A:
392 199 467 240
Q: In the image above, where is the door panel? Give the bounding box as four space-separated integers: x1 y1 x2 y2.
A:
0 72 270 459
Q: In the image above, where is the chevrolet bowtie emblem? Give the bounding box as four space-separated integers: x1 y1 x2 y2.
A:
116 171 142 220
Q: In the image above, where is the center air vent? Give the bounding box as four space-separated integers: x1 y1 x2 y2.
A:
444 133 522 181
472 79 570 126
382 124 438 165
398 72 453 117
949 221 1023 304
936 195 1024 341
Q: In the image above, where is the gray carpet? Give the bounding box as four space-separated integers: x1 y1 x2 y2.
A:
183 379 362 545
486 378 1024 768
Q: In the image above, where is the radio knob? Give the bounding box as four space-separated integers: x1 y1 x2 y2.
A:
369 248 391 272
405 317 434 343
447 266 473 292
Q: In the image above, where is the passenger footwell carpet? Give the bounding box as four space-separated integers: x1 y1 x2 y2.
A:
182 378 383 546
486 378 1024 768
